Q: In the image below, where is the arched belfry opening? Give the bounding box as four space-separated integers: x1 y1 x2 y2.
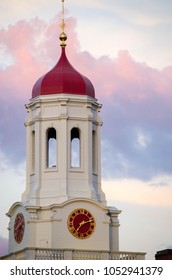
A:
71 127 80 168
31 130 35 173
92 129 97 174
47 127 57 168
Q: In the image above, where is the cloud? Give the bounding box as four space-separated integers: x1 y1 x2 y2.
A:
102 175 172 259
72 0 172 26
0 0 57 27
116 200 172 259
0 15 172 181
1 1 172 70
0 15 78 162
0 236 8 257
102 176 172 207
73 50 172 180
0 150 25 238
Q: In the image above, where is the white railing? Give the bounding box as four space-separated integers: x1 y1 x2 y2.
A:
1 248 146 260
35 249 64 260
34 249 145 260
73 250 101 260
110 251 145 260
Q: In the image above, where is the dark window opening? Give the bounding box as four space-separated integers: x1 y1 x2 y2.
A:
31 130 35 173
47 128 57 168
92 130 96 173
71 128 80 168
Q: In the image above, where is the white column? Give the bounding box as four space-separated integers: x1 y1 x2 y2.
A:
109 208 121 252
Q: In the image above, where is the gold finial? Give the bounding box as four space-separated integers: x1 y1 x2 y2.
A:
59 0 67 47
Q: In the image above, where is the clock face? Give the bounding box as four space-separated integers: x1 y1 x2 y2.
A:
14 213 25 244
67 208 95 239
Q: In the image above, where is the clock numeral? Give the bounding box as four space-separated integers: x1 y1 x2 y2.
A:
69 225 74 230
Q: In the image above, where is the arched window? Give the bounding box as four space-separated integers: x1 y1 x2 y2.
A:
47 128 57 168
92 130 96 173
31 130 35 173
71 128 80 168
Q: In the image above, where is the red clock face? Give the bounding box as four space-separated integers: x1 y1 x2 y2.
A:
14 213 25 244
67 208 96 239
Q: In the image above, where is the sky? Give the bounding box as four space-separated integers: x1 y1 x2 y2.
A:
0 0 172 259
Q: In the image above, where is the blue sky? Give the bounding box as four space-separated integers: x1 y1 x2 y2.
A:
0 0 172 259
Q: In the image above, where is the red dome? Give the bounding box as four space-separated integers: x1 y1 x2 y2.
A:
32 47 95 98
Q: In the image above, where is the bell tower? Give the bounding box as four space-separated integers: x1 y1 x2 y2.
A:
22 72 106 206
22 1 106 206
4 0 121 260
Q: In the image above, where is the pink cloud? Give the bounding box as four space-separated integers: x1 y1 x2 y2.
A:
0 15 172 179
1 15 172 104
0 15 81 102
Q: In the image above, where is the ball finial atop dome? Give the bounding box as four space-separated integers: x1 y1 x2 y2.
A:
59 31 67 47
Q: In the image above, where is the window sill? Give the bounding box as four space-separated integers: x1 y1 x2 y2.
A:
44 167 58 172
69 168 84 173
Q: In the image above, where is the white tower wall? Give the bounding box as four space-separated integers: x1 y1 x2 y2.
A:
22 94 106 206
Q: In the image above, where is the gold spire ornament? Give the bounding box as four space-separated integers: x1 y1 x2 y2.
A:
61 0 65 32
59 0 67 47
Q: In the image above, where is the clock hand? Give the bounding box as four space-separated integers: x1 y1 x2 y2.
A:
76 220 85 231
82 219 94 225
76 219 94 231
15 221 23 231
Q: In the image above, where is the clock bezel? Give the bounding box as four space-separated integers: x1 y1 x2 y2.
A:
67 208 96 239
14 213 25 244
